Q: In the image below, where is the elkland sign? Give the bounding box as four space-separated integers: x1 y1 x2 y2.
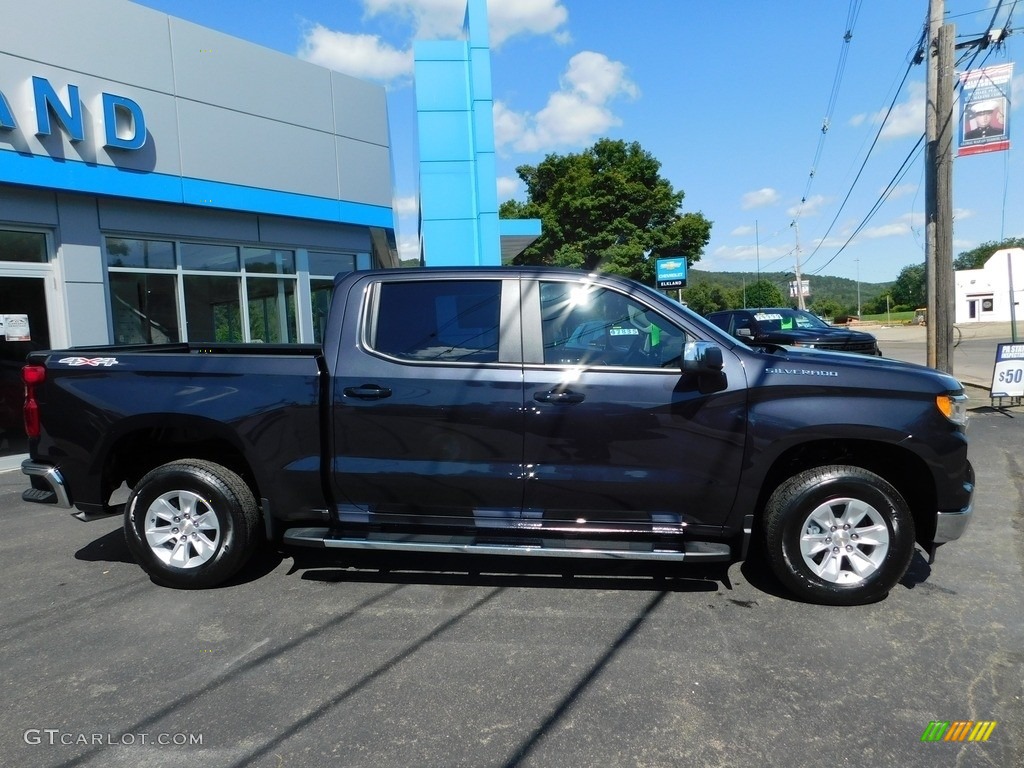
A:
0 76 147 152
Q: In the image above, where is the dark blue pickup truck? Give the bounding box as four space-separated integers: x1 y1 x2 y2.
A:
21 268 974 605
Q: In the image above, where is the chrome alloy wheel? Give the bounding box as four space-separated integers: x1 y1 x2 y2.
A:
143 490 221 569
799 497 891 584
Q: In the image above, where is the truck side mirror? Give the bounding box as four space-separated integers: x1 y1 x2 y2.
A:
682 341 724 373
682 341 726 393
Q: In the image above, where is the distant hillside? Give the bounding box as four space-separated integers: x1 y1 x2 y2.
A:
687 268 893 310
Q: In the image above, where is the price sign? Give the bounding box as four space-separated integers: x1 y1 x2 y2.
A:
990 343 1024 397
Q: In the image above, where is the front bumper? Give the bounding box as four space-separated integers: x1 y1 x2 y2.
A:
934 465 975 544
22 461 72 509
934 502 973 543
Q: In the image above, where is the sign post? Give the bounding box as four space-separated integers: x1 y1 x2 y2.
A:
991 342 1024 403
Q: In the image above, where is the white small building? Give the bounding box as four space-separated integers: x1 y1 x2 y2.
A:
955 247 1024 323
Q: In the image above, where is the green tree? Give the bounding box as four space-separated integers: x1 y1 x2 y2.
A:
737 279 786 308
890 263 925 309
953 237 1024 270
681 282 729 315
810 297 843 321
499 139 712 283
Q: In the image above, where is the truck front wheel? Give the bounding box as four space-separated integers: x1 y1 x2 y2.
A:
763 466 915 606
124 460 260 589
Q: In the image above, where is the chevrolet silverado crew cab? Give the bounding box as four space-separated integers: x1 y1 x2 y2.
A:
21 268 973 605
706 308 881 355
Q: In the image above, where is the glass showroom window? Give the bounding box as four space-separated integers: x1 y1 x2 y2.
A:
309 251 362 343
243 247 297 343
106 238 181 344
0 230 48 263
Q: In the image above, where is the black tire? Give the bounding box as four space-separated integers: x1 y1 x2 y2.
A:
763 465 915 606
124 459 261 589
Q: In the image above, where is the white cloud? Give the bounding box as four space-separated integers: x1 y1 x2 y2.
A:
787 194 828 218
362 0 569 47
496 175 522 198
858 212 923 240
741 188 780 210
711 244 791 262
873 81 925 140
392 194 420 216
497 51 638 153
730 225 755 237
493 101 528 148
298 24 413 81
884 183 917 200
396 232 421 263
298 0 568 81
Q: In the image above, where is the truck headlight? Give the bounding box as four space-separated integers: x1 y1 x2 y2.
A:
936 393 969 426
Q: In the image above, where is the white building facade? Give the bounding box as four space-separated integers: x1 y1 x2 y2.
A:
955 248 1024 324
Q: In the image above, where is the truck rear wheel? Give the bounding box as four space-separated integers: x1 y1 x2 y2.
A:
124 460 260 589
763 465 915 606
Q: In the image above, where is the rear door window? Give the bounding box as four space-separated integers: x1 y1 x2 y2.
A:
370 280 501 363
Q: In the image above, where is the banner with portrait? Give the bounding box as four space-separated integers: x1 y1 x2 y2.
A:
958 63 1012 157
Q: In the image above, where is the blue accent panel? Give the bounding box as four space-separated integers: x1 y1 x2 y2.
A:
0 148 394 228
474 153 497 212
422 219 481 266
0 147 181 201
0 91 14 130
477 212 500 266
33 77 84 142
469 48 492 101
418 111 473 162
181 178 394 228
420 163 476 219
415 60 471 111
414 40 466 61
415 0 543 268
465 0 491 48
472 108 495 153
102 93 147 151
499 218 542 237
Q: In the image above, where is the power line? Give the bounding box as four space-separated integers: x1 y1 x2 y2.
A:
801 51 919 271
805 4 1016 276
795 0 864 219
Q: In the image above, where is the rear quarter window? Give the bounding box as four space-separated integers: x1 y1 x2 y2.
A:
369 280 501 363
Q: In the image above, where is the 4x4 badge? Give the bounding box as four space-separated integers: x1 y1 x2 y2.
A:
57 357 119 367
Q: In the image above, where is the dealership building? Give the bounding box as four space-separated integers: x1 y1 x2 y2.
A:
0 0 400 460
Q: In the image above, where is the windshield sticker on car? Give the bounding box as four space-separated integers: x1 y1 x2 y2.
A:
57 357 120 367
609 327 639 336
765 367 838 377
754 313 784 321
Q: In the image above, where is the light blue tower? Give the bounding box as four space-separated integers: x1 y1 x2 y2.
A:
414 0 540 266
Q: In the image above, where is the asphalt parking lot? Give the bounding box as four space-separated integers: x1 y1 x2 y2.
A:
1 326 1021 768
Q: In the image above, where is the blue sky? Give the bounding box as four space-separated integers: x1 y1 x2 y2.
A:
132 0 1021 284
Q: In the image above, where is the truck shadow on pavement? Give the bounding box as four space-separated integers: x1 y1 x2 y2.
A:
285 547 726 594
74 527 288 587
72 529 937 600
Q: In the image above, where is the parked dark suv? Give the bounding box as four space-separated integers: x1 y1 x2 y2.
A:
705 308 881 355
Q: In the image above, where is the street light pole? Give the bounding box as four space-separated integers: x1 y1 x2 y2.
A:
856 258 861 318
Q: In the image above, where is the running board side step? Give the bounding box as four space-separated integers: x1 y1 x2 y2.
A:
282 527 731 562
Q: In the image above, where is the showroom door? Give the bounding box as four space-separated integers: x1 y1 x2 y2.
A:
0 276 52 458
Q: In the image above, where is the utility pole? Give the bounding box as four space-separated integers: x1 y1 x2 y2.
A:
925 0 955 372
791 221 807 310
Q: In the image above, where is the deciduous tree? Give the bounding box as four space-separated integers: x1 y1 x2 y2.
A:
499 139 712 284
